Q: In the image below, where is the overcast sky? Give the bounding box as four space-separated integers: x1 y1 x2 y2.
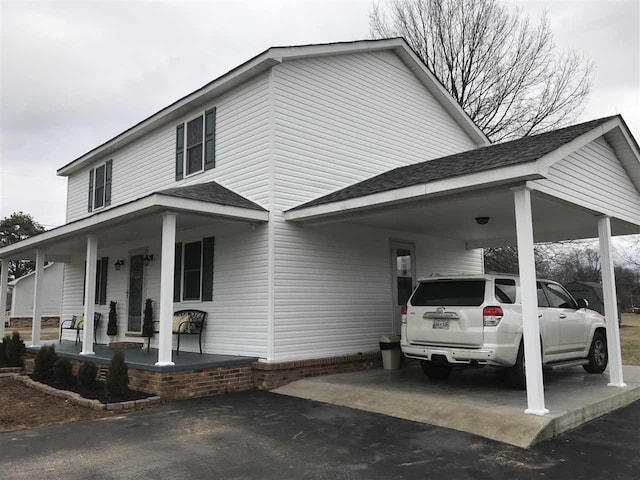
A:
1 0 638 229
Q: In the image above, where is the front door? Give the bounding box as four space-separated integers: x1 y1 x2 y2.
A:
391 241 416 336
127 254 144 332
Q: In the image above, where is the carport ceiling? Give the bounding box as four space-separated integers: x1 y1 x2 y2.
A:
342 187 638 247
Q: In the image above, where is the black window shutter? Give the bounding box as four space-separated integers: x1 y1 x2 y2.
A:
104 160 113 206
176 124 185 180
88 170 94 212
82 261 87 305
204 108 216 171
201 237 214 301
99 257 108 305
173 243 182 302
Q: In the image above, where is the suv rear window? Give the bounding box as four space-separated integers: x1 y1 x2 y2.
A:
410 280 485 306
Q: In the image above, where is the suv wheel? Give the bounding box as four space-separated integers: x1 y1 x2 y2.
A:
420 360 452 380
583 331 608 374
506 342 526 390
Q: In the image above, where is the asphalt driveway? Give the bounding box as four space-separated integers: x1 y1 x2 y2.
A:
0 392 637 479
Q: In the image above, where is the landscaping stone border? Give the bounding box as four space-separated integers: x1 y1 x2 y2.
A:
10 374 161 411
0 367 22 377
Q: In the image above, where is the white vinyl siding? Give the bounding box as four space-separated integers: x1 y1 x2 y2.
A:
533 137 640 226
60 224 268 357
65 72 272 223
272 51 477 211
10 263 64 317
273 222 483 360
269 51 484 361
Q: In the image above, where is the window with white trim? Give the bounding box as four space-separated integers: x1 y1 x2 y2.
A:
175 108 216 181
88 160 112 212
173 237 214 302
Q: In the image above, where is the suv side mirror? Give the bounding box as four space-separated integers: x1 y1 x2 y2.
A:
576 298 589 309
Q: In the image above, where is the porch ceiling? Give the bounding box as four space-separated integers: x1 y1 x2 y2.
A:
302 186 639 248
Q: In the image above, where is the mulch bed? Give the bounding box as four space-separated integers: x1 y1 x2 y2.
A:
0 377 113 432
29 375 152 404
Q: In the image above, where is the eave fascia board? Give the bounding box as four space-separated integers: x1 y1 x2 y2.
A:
0 194 269 258
271 38 404 61
153 194 269 222
57 55 281 176
284 163 545 222
535 117 622 172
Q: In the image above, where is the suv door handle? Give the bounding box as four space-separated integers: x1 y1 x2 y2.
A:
558 314 567 319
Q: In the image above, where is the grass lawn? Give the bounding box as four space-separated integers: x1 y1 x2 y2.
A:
621 313 640 366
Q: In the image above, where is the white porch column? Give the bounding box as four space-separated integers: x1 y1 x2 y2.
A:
156 212 176 367
30 250 45 347
513 186 548 415
0 258 8 338
81 234 98 355
597 216 626 387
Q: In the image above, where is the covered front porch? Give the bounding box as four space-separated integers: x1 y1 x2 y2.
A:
0 181 269 369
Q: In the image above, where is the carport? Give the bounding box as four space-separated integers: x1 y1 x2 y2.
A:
284 115 640 416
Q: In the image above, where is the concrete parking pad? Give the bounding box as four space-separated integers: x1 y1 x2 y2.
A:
273 364 640 448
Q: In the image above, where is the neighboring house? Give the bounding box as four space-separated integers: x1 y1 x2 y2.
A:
565 280 623 323
9 263 63 318
0 38 638 408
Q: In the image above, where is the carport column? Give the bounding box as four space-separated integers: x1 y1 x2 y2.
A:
597 216 626 387
156 212 176 367
513 186 548 416
0 258 8 338
30 249 45 347
81 235 98 355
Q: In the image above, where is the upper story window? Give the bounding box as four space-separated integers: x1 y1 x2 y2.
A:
88 160 112 212
175 108 216 181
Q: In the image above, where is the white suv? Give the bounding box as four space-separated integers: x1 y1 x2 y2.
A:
401 274 608 388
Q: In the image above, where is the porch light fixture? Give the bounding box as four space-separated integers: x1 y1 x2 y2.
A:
475 216 490 225
143 252 154 267
114 259 125 271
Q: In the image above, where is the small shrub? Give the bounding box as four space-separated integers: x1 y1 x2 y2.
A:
53 358 74 384
5 331 26 367
33 344 57 380
78 361 98 388
105 351 129 397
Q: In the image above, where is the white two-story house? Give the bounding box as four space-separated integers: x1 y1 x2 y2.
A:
1 38 638 410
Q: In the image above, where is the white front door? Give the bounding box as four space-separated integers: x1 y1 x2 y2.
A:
391 241 416 336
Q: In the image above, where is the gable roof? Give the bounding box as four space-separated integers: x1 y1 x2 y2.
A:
57 38 488 176
157 181 266 211
289 116 617 212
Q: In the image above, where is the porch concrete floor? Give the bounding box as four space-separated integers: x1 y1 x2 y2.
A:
273 363 640 448
28 340 257 372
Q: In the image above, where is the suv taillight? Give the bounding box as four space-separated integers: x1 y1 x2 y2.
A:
401 305 408 324
483 306 503 327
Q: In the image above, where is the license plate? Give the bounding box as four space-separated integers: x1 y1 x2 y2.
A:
432 319 450 330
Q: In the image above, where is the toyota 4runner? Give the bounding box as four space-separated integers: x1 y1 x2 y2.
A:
401 274 609 389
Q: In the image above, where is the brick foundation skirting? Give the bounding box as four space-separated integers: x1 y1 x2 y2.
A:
252 351 382 390
8 317 60 328
24 351 383 399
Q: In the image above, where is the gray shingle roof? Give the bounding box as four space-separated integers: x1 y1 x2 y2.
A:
289 116 617 211
158 181 266 211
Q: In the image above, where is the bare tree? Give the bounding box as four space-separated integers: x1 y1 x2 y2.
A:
370 0 593 141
